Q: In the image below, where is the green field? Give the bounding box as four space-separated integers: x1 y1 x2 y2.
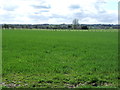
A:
2 29 118 88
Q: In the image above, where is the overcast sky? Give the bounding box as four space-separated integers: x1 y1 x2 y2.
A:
0 0 118 24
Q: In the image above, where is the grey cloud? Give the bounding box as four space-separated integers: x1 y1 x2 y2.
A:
93 1 117 23
0 14 16 23
50 14 67 19
29 13 67 21
49 14 73 23
3 6 18 11
34 10 49 14
29 13 72 24
41 10 49 12
72 8 117 23
32 5 51 9
70 0 117 24
29 14 49 22
74 12 88 19
69 5 81 9
95 13 117 23
94 0 107 13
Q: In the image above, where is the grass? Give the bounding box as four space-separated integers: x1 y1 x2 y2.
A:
2 29 118 88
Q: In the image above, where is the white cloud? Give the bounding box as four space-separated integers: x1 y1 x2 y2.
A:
0 0 118 24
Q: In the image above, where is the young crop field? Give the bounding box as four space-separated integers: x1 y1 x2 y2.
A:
2 29 118 88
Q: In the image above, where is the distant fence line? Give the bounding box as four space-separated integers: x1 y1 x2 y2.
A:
2 29 118 32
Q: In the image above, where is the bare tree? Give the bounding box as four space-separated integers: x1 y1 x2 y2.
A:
72 19 79 29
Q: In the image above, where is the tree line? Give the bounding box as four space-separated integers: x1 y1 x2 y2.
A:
2 19 119 30
2 24 119 30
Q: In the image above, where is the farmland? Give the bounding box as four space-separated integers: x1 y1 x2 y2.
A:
2 29 118 88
